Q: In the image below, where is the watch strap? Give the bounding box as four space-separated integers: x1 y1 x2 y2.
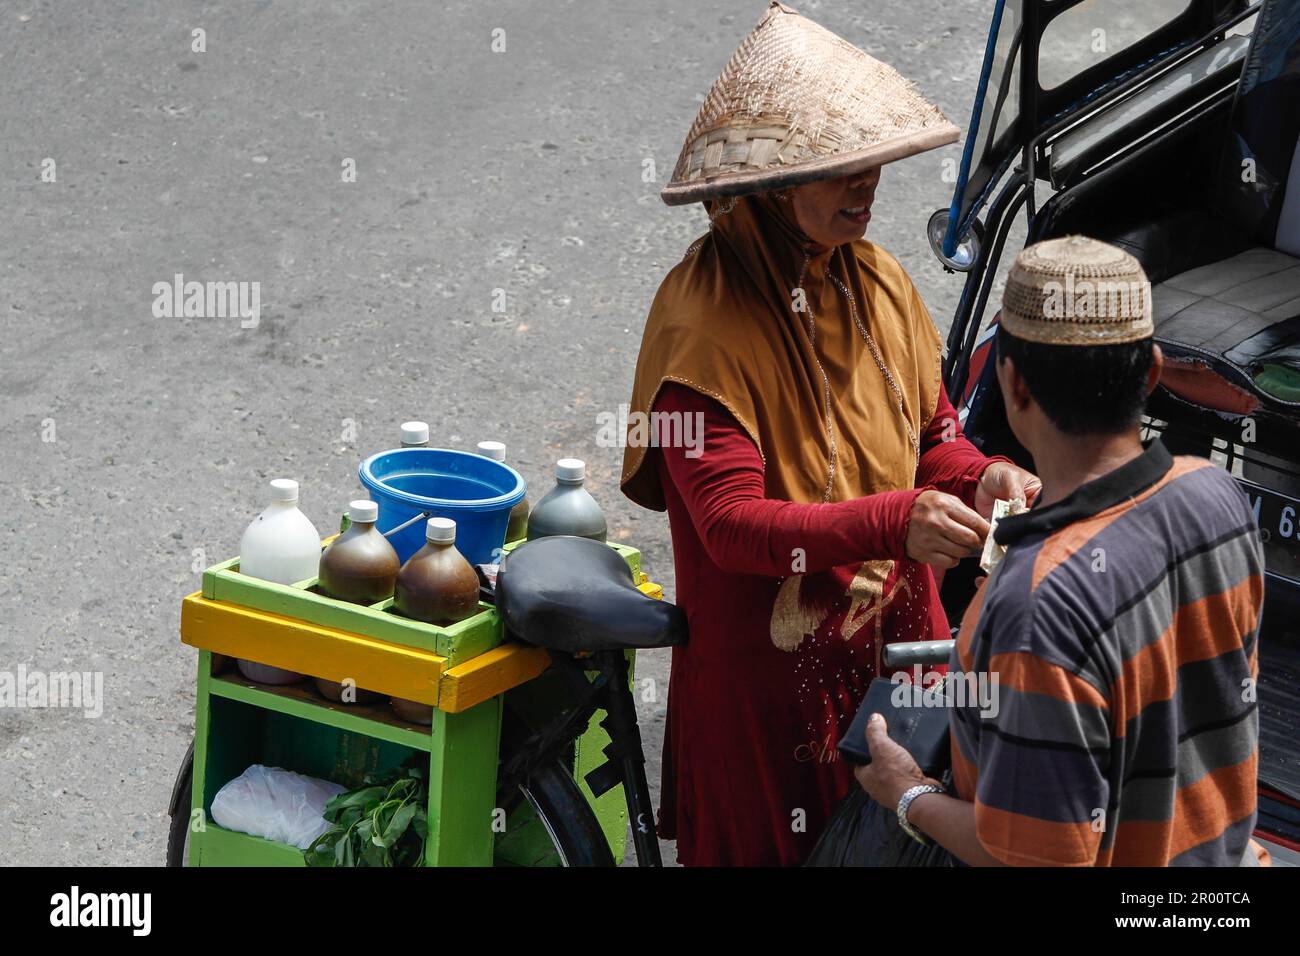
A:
897 783 944 845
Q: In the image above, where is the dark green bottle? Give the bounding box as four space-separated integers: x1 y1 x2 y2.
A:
526 458 607 542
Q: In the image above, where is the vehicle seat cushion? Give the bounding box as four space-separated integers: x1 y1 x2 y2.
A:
1153 247 1300 354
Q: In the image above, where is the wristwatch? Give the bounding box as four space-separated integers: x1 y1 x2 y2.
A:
897 783 945 845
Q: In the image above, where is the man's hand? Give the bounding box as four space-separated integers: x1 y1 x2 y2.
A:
855 714 1005 866
974 461 1042 521
852 713 940 810
906 490 989 569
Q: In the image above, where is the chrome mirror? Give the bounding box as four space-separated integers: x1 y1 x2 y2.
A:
927 208 982 273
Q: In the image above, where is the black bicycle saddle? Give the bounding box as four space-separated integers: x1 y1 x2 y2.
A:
495 536 688 653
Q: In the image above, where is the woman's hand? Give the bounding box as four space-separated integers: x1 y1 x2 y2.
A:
974 461 1042 521
906 490 989 569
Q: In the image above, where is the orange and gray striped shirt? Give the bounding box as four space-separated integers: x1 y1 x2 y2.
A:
950 440 1263 866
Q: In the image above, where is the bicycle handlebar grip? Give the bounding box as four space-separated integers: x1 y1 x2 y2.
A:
881 639 956 671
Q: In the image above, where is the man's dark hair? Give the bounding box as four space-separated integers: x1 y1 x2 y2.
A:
996 325 1154 435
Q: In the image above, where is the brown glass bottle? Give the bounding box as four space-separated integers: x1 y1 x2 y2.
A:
392 517 480 624
390 517 480 724
317 500 400 605
315 500 397 705
477 441 530 542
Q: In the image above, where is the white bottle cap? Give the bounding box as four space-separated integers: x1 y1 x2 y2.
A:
426 517 457 543
349 500 378 524
477 440 506 462
401 421 429 446
270 478 299 502
556 458 586 481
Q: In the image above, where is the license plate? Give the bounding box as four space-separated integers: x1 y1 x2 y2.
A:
1238 477 1300 582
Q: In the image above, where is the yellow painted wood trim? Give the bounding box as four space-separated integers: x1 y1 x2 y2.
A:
437 643 552 714
180 593 446 705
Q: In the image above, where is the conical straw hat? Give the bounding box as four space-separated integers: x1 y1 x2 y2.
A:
662 2 960 206
1001 236 1154 346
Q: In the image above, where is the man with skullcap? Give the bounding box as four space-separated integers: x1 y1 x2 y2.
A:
856 236 1268 867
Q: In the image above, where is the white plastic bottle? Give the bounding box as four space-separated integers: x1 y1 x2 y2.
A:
236 478 322 684
400 422 430 447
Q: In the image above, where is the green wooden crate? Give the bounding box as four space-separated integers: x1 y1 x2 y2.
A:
186 537 644 866
201 556 499 666
202 540 642 667
192 824 307 867
192 654 501 866
190 663 633 867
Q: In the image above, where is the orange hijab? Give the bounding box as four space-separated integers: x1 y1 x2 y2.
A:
621 192 943 510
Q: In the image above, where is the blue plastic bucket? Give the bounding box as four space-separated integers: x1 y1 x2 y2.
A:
358 448 526 566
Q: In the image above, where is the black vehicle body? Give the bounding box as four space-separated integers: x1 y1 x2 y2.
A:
934 0 1300 863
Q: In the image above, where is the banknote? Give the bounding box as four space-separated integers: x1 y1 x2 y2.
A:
980 497 1028 573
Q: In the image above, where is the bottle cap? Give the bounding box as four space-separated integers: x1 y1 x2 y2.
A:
270 478 299 502
556 458 586 481
349 500 378 524
477 440 506 462
426 517 457 543
401 421 429 446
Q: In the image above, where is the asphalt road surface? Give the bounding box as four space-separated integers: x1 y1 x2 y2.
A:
0 0 994 865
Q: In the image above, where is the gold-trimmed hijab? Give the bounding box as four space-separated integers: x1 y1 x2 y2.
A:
620 191 944 511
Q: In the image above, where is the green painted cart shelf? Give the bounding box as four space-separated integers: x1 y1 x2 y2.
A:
179 538 650 867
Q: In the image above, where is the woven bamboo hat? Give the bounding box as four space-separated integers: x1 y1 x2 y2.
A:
661 2 959 206
1001 236 1154 346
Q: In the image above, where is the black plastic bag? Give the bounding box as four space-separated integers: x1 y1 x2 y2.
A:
805 786 953 867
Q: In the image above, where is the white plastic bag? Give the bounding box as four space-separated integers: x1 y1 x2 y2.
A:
210 764 346 849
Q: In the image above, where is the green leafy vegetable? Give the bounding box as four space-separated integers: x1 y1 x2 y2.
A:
305 760 428 867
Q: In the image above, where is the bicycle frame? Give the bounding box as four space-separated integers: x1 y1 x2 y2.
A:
500 649 663 867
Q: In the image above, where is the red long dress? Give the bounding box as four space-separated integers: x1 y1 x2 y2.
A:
652 381 998 866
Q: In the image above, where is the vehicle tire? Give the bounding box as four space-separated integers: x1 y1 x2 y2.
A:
496 702 618 868
165 745 194 867
495 758 616 867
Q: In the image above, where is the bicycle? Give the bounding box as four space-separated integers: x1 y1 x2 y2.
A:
166 533 687 867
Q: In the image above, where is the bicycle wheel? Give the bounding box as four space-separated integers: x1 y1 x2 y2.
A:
165 743 195 867
492 691 616 867
493 758 616 867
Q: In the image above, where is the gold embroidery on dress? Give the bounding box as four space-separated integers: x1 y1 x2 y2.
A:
842 560 910 642
769 560 911 652
769 574 829 652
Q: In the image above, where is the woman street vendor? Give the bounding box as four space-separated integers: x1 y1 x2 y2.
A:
621 4 1040 866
